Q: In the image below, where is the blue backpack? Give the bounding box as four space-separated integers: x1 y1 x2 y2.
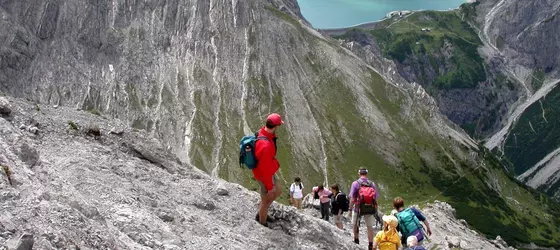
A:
396 208 422 237
239 132 268 169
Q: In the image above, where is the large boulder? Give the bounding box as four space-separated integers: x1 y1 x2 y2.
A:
301 193 320 209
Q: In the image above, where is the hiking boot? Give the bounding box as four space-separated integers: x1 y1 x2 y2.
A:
354 238 359 244
368 242 373 250
255 212 273 222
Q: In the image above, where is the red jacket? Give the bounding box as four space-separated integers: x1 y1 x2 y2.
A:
252 126 280 191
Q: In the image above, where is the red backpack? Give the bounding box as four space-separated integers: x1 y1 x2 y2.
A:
357 180 378 215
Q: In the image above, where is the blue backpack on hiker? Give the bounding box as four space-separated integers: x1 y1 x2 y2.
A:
239 132 268 169
396 208 422 237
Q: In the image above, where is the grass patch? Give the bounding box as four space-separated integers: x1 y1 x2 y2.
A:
264 5 301 29
339 10 486 90
68 121 79 130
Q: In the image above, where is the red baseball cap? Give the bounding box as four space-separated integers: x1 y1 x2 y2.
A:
266 113 284 126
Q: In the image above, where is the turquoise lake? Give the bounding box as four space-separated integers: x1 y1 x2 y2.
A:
297 0 469 29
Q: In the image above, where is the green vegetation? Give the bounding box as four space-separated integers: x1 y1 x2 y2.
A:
264 5 301 29
338 10 486 90
68 121 79 130
504 85 560 175
458 1 480 23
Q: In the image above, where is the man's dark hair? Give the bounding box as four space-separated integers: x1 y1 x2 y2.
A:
393 197 405 209
358 167 368 175
265 119 277 129
318 185 324 190
331 183 339 192
294 177 301 182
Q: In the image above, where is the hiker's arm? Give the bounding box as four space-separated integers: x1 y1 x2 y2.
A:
423 219 432 236
412 208 432 235
348 198 355 215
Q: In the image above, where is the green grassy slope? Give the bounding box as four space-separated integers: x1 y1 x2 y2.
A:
337 10 486 90
504 85 560 176
188 2 560 247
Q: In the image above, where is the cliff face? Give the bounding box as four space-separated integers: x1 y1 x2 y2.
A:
482 0 560 86
0 0 559 247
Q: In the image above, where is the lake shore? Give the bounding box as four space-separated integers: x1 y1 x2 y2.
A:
318 0 477 36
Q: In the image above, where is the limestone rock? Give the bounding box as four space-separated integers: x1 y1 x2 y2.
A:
447 236 461 248
216 186 229 196
0 97 11 117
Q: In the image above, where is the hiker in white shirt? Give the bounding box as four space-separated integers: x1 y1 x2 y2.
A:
290 177 304 209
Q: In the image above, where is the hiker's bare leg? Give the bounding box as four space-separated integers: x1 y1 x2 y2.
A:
366 215 375 243
353 215 359 240
336 215 343 229
259 193 271 225
367 225 374 243
273 182 282 200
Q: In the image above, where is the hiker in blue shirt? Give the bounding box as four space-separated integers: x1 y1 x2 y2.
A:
392 197 432 246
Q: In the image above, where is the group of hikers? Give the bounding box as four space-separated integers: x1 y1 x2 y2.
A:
239 113 432 250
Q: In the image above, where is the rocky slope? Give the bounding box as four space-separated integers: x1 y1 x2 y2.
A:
0 97 518 250
0 0 559 248
0 97 363 250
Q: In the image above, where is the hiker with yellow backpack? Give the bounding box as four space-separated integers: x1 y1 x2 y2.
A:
372 215 402 250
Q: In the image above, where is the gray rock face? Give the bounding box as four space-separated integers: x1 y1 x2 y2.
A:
482 0 560 82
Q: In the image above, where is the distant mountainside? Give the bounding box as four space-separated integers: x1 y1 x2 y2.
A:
328 0 560 207
0 0 559 248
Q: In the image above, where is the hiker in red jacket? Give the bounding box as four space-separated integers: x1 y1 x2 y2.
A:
254 113 284 227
